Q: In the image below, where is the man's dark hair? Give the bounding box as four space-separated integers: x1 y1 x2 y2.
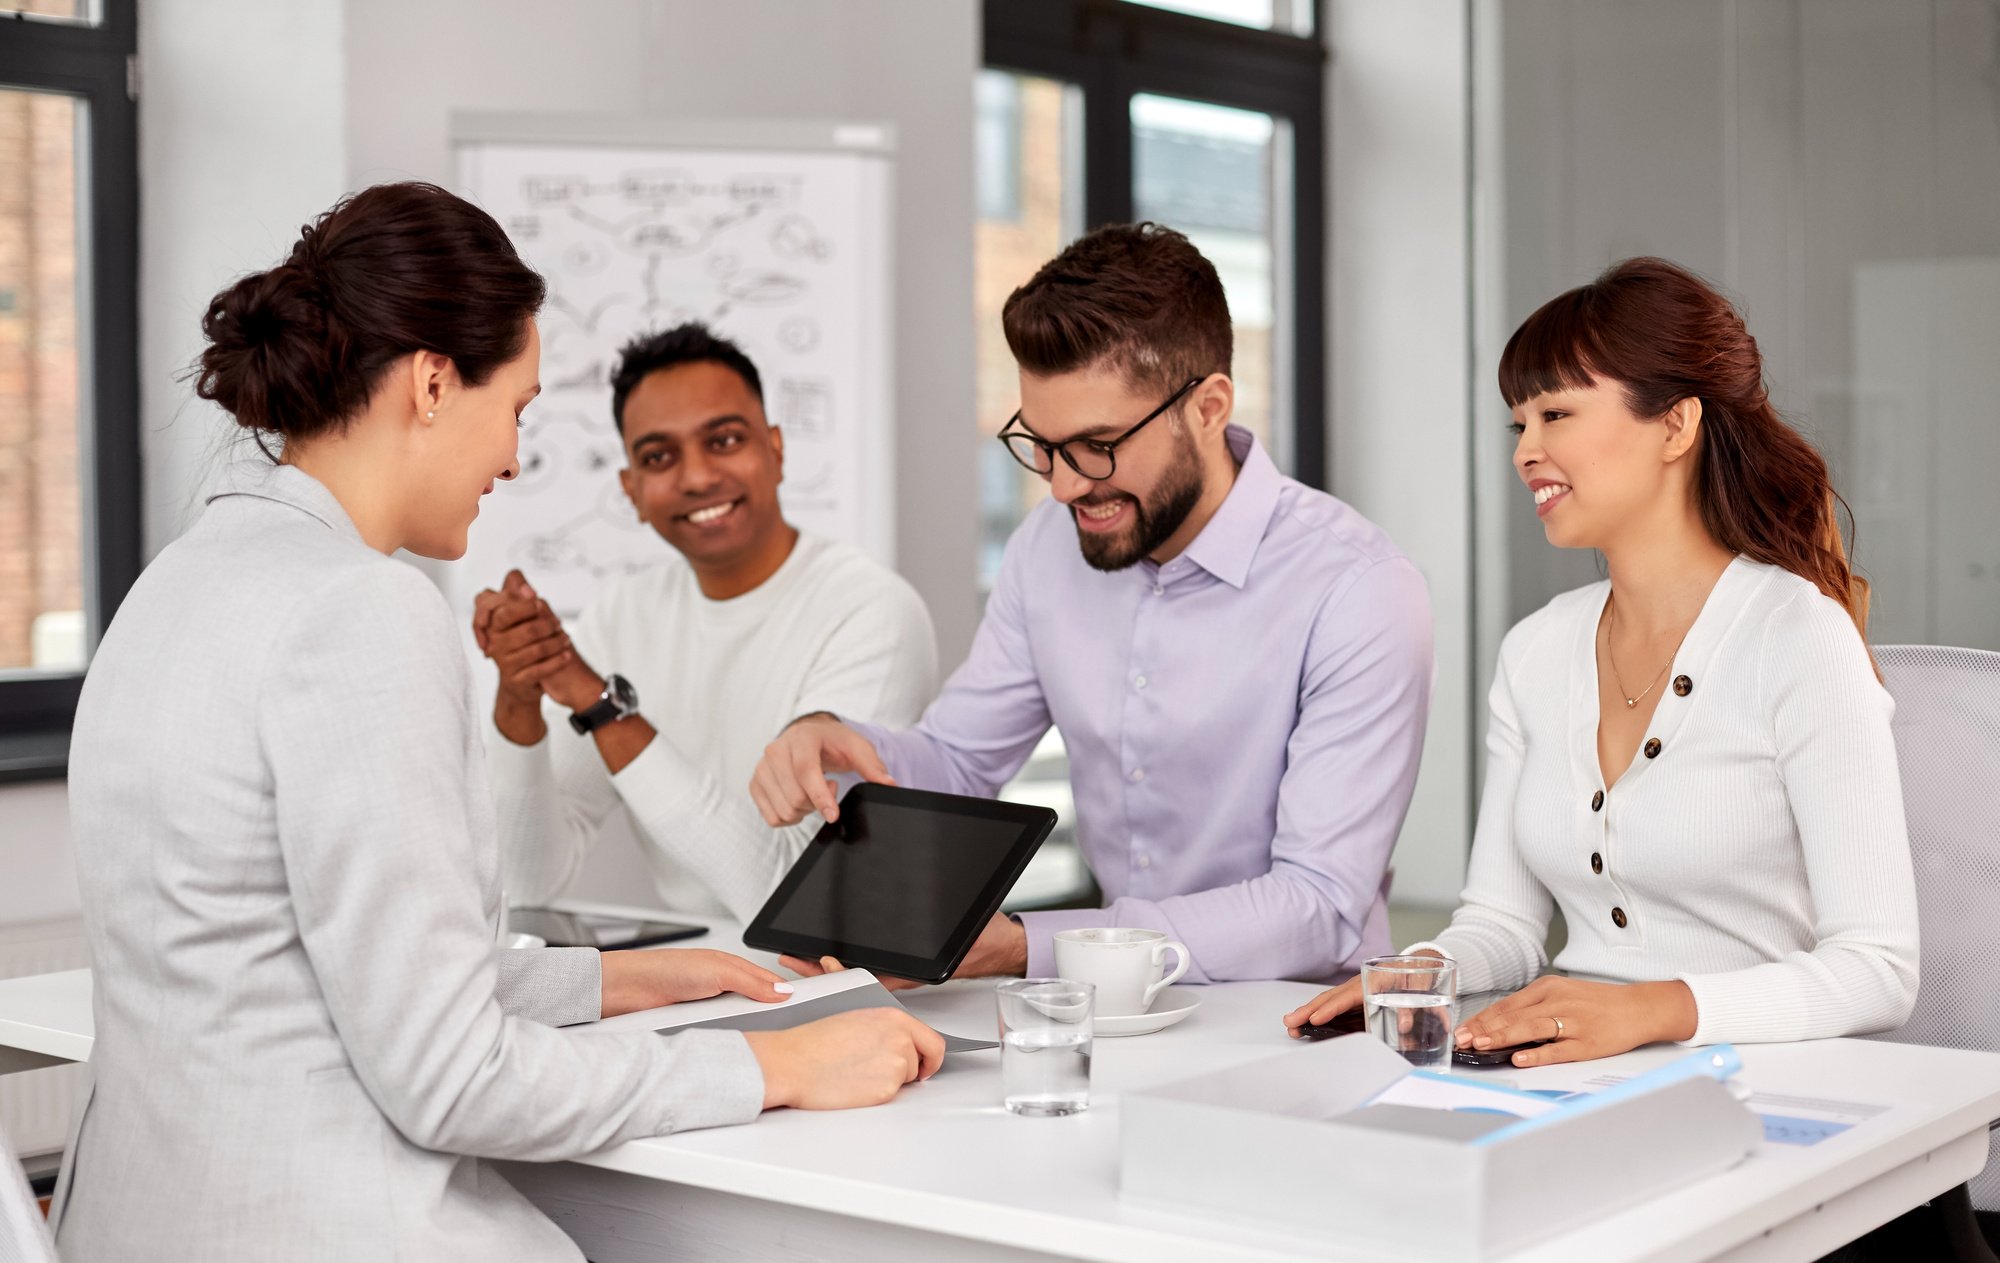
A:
1001 222 1231 396
609 322 764 433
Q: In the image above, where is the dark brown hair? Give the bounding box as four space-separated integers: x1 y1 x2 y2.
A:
1001 222 1231 395
610 321 763 435
196 181 545 444
1499 256 1869 637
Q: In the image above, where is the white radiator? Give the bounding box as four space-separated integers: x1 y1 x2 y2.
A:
0 920 90 1161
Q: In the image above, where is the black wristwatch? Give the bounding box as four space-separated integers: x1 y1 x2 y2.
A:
569 673 638 734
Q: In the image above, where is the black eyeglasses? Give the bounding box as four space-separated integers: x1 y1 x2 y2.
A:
996 376 1204 481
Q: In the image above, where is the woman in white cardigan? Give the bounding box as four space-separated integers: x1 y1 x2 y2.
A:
1284 257 1918 1066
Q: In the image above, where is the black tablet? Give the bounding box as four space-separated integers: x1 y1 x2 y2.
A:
743 783 1058 984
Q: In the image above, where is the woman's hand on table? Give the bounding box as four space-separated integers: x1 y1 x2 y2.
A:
1452 977 1697 1067
1282 949 1448 1038
745 1009 946 1110
1283 976 1365 1037
598 947 795 1018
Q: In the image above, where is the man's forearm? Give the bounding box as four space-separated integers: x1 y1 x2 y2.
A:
591 714 655 775
495 694 548 746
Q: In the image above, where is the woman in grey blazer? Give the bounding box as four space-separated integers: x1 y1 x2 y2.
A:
54 182 943 1263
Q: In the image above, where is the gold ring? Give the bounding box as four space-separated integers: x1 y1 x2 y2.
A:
1553 1016 1565 1039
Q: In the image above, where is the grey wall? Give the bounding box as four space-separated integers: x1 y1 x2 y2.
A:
1478 0 2000 657
1326 0 1473 907
344 0 983 665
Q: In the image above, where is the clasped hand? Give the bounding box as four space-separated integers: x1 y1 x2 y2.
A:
471 569 604 716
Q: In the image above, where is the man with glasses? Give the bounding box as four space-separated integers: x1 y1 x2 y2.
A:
751 223 1433 985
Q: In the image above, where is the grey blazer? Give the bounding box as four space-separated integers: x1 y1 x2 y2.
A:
54 462 765 1262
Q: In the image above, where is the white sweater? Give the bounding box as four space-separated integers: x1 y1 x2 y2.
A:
1417 557 1919 1045
487 533 938 922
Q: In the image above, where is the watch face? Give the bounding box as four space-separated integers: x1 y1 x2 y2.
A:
609 674 638 712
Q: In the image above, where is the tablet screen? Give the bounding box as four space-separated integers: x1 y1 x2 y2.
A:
745 783 1058 983
778 799 1031 960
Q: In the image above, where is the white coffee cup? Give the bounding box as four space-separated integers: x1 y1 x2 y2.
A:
1052 928 1190 1017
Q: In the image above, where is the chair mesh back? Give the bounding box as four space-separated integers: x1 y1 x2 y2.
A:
1868 644 2000 1211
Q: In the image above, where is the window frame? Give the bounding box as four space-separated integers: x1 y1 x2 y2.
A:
983 0 1328 489
0 2 142 782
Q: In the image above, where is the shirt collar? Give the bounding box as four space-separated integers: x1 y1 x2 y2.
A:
207 458 368 546
1176 425 1281 590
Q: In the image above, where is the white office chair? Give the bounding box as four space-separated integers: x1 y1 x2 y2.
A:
1869 644 2000 1251
0 1118 57 1263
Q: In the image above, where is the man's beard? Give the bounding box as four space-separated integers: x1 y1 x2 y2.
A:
1072 436 1206 572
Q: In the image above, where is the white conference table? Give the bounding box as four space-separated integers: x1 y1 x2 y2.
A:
3 902 1997 1263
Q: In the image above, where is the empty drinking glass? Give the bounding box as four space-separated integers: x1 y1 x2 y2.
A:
996 978 1093 1116
1361 955 1458 1070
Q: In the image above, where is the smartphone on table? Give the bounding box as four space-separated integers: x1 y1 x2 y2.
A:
508 907 709 951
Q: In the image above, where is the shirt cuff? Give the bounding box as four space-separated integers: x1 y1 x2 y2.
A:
1674 969 1805 1047
652 1029 768 1131
1399 940 1454 962
483 703 556 774
1015 907 1113 978
608 728 705 825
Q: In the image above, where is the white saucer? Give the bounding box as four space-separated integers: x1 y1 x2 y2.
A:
1092 988 1200 1038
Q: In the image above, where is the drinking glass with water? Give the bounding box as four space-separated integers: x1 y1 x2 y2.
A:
996 978 1093 1116
1361 955 1458 1070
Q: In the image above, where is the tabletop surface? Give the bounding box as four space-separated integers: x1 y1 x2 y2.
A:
7 903 1999 1262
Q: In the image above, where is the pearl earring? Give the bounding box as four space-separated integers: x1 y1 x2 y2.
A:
426 410 436 418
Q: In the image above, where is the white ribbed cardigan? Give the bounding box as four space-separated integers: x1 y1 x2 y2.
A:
1416 557 1919 1045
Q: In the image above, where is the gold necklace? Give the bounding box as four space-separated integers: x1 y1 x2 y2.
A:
1604 593 1693 709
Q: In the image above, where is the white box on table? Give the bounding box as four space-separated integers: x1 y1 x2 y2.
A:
1119 1033 1760 1260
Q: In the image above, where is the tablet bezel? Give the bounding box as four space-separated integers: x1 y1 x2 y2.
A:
743 783 1059 984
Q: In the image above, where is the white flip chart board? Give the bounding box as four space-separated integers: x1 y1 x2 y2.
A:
446 116 895 629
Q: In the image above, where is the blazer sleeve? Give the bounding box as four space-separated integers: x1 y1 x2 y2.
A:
258 563 765 1159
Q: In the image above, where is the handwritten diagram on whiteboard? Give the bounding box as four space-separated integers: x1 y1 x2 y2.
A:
448 120 894 627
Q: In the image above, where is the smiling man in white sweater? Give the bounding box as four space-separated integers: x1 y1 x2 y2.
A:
474 324 938 921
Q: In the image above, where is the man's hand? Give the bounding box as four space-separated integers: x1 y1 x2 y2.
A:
743 1009 946 1110
474 570 574 741
748 713 897 826
779 913 1026 991
598 947 795 1019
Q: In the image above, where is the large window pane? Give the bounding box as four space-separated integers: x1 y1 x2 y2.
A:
1131 92 1291 471
1123 0 1314 36
0 1 94 24
0 86 86 675
975 69 1081 591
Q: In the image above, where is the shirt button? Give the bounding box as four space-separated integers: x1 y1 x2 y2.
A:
1135 675 1148 690
1590 852 1603 875
1130 768 1145 783
1643 738 1662 759
1673 675 1693 697
1137 855 1152 869
1152 585 1164 596
1590 790 1604 812
1611 907 1628 929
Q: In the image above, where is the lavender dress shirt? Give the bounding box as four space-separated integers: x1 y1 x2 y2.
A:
853 427 1433 983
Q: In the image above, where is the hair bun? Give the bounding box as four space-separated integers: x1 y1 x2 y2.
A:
195 262 349 435
192 181 545 448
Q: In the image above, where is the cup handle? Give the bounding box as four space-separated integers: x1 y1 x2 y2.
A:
1143 941 1191 1010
